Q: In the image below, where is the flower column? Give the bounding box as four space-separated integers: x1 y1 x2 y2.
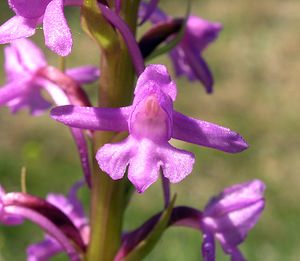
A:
85 1 141 260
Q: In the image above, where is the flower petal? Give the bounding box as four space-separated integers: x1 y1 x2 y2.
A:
0 80 28 106
134 64 177 101
43 0 72 56
172 111 248 153
51 105 131 131
99 3 145 75
11 38 47 71
9 0 50 19
127 140 161 193
97 137 135 180
70 128 92 187
27 236 63 261
138 2 168 24
4 45 26 81
66 66 100 84
202 233 215 261
202 180 265 258
159 144 195 183
4 205 80 260
7 85 52 116
183 48 213 93
0 16 37 44
139 0 160 25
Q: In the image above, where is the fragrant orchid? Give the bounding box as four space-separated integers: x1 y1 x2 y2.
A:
51 64 248 193
139 3 222 93
117 180 265 261
0 0 83 56
0 38 98 115
169 16 222 93
27 180 89 260
0 38 99 186
201 180 265 261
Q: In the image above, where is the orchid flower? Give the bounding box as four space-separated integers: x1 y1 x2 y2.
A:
0 38 98 115
27 180 89 260
139 3 222 93
51 64 248 193
0 0 83 56
116 180 265 261
201 179 265 261
0 184 86 261
0 38 99 186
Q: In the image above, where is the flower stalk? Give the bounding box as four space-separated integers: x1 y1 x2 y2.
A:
86 1 140 260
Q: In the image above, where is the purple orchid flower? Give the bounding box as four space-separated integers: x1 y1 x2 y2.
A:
0 38 99 187
169 16 222 93
139 3 222 93
51 64 247 193
116 180 265 261
0 184 86 261
0 0 83 56
27 180 89 261
0 38 99 115
201 179 265 261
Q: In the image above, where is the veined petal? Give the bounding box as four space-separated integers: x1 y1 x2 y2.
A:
0 16 37 44
172 111 248 153
9 0 50 19
51 105 131 131
66 66 100 84
43 0 72 56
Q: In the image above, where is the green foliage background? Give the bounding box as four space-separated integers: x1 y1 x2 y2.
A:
0 0 299 260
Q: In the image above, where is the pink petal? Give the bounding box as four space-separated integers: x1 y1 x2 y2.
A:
96 137 136 181
43 0 72 56
0 16 37 44
134 64 177 101
51 105 131 131
172 111 248 153
11 38 47 71
66 66 100 84
4 45 26 81
159 144 195 183
0 80 28 106
9 0 50 19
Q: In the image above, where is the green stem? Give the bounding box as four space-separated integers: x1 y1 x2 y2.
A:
86 2 139 261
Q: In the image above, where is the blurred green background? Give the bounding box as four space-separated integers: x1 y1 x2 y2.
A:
0 0 299 260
